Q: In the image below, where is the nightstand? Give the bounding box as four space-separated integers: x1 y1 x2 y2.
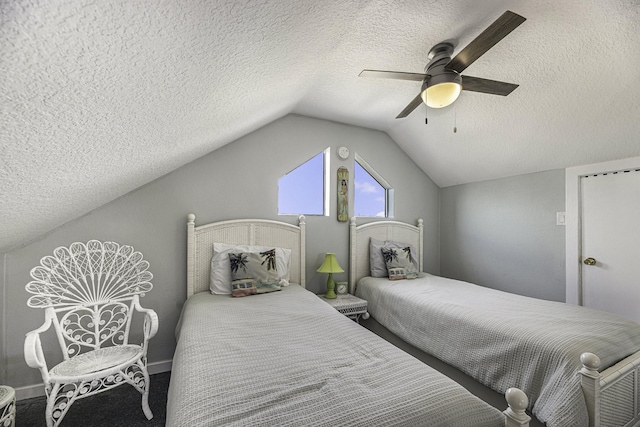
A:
319 293 370 323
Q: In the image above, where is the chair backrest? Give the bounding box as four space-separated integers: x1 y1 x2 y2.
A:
26 240 153 357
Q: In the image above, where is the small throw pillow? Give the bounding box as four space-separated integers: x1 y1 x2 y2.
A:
230 250 281 297
381 246 418 280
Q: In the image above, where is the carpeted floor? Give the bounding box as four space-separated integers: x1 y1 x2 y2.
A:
15 371 170 427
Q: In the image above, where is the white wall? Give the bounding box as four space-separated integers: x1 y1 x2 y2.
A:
0 114 440 392
440 170 566 302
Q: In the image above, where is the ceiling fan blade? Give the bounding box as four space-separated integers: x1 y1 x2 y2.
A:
359 70 426 82
396 93 424 119
445 11 526 74
461 75 519 96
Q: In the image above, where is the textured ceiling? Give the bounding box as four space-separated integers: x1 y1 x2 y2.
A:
2 0 640 253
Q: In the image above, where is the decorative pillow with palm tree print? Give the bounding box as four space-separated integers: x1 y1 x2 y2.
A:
229 250 281 297
381 246 418 280
210 243 292 295
370 238 418 278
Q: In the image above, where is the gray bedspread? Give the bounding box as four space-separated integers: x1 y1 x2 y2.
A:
355 273 640 427
167 285 506 426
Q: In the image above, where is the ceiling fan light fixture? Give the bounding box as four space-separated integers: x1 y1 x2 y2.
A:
421 72 462 109
422 82 461 108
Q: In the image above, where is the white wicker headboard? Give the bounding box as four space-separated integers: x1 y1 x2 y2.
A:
186 214 306 298
349 217 423 294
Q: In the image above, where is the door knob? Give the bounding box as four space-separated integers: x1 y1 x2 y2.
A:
583 257 596 266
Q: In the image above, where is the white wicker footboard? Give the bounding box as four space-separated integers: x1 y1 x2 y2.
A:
580 350 640 427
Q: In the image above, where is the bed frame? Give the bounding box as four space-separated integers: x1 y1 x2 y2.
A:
186 214 306 298
350 217 640 427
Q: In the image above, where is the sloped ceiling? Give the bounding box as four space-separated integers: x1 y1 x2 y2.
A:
2 0 640 253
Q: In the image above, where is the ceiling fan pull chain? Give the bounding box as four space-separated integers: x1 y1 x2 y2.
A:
425 91 428 124
453 108 457 133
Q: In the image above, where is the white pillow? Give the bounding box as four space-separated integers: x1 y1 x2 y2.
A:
210 243 292 294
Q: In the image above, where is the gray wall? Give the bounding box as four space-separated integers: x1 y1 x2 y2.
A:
0 255 5 384
440 169 566 302
0 114 440 390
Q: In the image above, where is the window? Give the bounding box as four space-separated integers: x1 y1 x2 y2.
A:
278 149 329 215
354 154 394 218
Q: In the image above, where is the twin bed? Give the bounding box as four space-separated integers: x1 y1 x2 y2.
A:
166 214 530 426
349 217 640 427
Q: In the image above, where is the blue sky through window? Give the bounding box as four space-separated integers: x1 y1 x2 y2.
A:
354 161 385 217
278 152 324 215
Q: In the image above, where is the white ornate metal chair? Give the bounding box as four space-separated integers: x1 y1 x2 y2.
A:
24 240 159 427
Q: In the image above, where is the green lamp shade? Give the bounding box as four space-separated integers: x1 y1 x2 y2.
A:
317 253 344 274
317 253 343 299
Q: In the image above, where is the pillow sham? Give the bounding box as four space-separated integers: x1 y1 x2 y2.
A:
210 243 291 295
370 238 418 277
230 250 281 297
381 245 418 280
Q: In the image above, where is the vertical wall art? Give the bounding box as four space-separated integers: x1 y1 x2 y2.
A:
338 167 349 222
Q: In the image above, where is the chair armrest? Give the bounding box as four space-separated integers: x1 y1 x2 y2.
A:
24 317 53 382
133 303 159 341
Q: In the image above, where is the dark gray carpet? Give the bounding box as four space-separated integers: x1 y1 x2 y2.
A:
16 371 170 427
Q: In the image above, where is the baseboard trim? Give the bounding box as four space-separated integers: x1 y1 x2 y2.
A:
15 359 173 401
148 359 172 375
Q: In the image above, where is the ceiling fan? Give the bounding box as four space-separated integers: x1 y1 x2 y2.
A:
359 10 526 119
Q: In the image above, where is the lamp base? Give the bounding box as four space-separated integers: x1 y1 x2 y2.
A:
324 273 337 299
324 290 337 299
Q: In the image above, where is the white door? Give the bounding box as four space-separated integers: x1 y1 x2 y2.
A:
580 170 640 322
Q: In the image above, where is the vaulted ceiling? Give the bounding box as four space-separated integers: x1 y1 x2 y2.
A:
2 0 640 253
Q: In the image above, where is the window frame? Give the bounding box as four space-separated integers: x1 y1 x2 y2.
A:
353 153 394 218
277 148 330 217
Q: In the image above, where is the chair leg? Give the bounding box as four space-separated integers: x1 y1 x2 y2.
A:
45 383 58 427
46 382 68 427
141 368 153 420
46 382 82 427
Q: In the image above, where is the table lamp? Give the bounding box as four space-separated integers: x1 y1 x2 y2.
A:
317 253 344 299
